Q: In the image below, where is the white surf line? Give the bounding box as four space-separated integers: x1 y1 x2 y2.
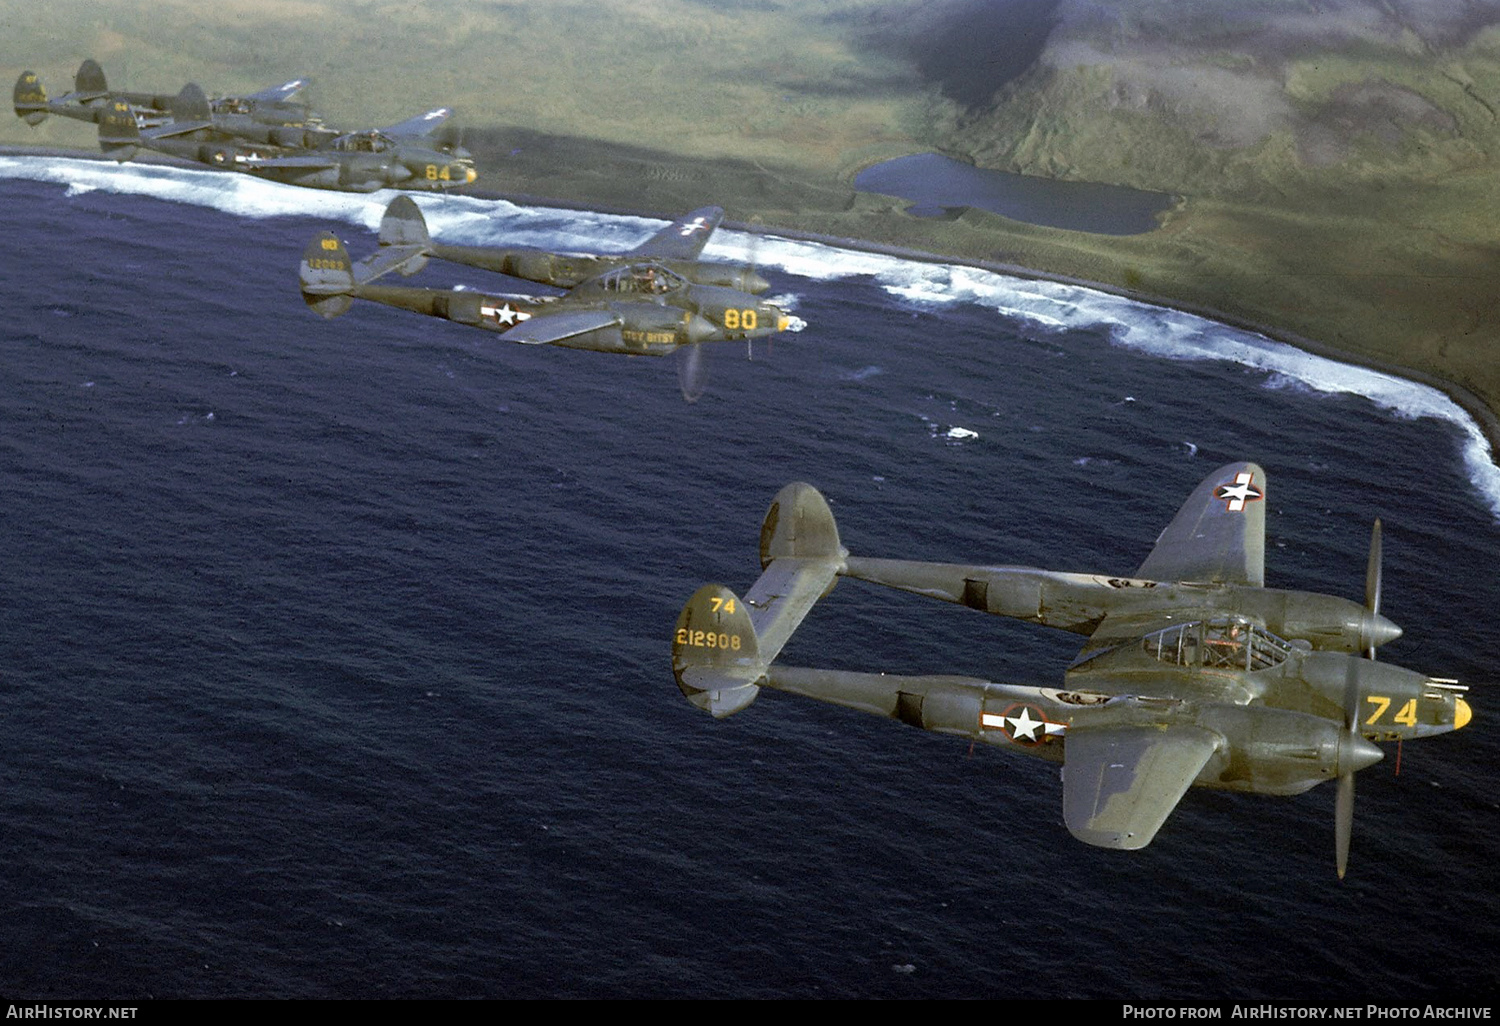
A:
5 155 1496 518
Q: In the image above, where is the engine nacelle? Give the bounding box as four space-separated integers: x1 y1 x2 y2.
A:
505 251 563 284
1196 704 1382 794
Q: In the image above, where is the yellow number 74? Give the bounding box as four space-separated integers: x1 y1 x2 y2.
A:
1366 695 1419 726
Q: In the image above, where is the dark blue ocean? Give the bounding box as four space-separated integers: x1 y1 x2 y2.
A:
1 157 1496 1000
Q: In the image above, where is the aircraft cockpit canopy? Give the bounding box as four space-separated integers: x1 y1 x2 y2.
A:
600 263 685 296
333 130 393 154
1141 617 1292 672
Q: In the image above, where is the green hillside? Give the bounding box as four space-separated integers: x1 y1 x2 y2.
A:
5 0 1499 439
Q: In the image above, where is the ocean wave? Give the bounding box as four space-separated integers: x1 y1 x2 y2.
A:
4 154 1495 516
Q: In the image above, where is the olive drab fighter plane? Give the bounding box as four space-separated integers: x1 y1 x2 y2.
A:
672 464 1473 877
367 195 770 295
14 59 314 130
98 95 475 193
299 202 794 397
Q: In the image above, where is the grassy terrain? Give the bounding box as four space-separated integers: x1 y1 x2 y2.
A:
4 0 1500 439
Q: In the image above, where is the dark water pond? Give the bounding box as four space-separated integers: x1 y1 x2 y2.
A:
855 152 1176 235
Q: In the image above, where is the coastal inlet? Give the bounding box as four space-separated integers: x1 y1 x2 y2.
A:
855 151 1176 234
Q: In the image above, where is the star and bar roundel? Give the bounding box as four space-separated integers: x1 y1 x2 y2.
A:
981 703 1067 745
1213 470 1264 513
481 302 532 327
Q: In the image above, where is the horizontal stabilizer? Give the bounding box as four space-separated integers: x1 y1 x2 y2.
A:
351 244 431 285
742 556 842 663
1062 724 1221 849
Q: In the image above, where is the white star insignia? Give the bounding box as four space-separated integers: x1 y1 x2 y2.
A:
1006 707 1045 742
678 217 709 236
1214 471 1264 512
482 303 532 326
982 704 1064 745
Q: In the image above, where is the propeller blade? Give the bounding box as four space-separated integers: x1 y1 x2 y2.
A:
676 343 709 403
1336 769 1355 880
1366 519 1383 618
1363 519 1387 660
1337 651 1360 879
744 215 768 294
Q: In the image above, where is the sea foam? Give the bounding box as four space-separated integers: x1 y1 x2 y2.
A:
4 155 1495 516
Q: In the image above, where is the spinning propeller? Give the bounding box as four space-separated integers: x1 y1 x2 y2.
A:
1335 519 1389 879
676 342 709 403
675 216 767 403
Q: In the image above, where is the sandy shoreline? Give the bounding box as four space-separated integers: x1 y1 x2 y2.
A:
7 143 1497 465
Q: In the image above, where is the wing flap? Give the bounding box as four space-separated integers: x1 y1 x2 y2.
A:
142 119 214 140
630 206 723 260
1062 725 1221 849
498 308 618 346
1135 462 1266 586
243 154 341 171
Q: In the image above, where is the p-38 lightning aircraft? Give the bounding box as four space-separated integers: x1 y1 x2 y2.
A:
672 464 1473 876
300 203 794 397
367 195 769 295
98 96 475 193
14 59 313 130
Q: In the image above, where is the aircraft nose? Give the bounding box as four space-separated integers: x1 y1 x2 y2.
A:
463 166 477 184
745 270 770 294
1361 611 1402 651
755 301 790 333
1455 697 1473 730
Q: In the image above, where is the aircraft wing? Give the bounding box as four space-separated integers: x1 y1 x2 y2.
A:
382 107 454 140
629 206 724 260
498 308 619 346
142 120 215 141
247 78 310 104
241 153 341 171
1062 723 1221 849
1134 461 1266 586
